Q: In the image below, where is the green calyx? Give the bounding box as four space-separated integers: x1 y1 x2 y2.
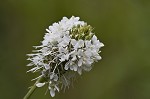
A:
70 24 94 40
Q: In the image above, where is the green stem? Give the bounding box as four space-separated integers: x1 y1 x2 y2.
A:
23 76 44 99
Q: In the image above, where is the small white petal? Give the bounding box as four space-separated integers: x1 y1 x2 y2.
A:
95 55 102 60
59 47 65 52
78 59 82 67
46 29 51 33
78 40 84 47
77 67 82 75
92 35 97 41
74 43 79 50
71 39 77 46
85 58 93 65
44 64 50 70
36 83 45 87
44 51 52 56
50 88 55 97
100 42 104 47
50 73 54 79
65 54 70 60
85 40 91 47
65 62 70 70
72 56 77 61
70 65 74 70
73 65 78 71
84 50 92 57
27 62 33 66
78 49 84 56
65 65 69 70
53 75 58 81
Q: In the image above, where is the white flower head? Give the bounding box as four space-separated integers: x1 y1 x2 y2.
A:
27 16 104 97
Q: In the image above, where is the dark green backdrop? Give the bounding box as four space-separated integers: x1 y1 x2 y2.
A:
0 0 150 99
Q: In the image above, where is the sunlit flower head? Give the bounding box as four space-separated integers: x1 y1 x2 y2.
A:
27 16 104 97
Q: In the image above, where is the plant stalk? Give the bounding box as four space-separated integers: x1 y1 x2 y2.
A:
23 76 44 99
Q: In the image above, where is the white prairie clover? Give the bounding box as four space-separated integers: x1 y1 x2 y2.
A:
24 16 104 98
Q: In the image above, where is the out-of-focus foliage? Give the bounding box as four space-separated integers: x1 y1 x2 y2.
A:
0 0 150 99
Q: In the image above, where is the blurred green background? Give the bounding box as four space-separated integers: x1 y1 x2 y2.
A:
0 0 150 99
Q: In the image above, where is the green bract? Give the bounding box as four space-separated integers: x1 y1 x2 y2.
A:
70 24 94 40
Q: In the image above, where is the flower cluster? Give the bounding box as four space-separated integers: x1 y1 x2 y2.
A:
27 16 104 97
